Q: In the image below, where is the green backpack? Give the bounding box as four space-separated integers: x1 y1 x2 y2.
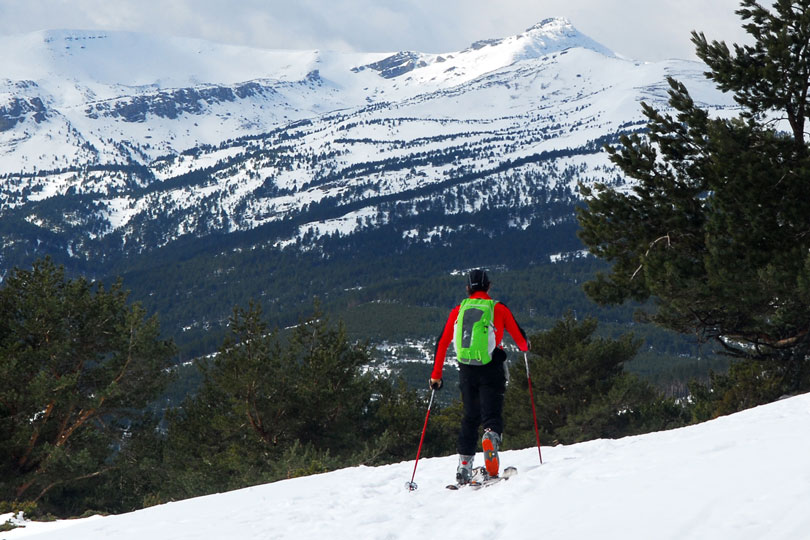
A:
454 298 497 365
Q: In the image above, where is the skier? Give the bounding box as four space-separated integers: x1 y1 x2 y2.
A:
429 269 530 485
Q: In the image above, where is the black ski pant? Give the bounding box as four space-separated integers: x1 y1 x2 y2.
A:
456 352 507 456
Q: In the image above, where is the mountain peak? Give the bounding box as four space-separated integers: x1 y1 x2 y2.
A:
525 16 575 34
458 17 614 63
517 17 615 58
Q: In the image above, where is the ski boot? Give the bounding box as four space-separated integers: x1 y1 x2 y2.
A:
482 429 501 478
471 466 489 484
456 454 474 485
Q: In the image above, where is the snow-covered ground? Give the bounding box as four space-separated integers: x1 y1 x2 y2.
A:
4 392 809 540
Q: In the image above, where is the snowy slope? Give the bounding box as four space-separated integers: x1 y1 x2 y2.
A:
0 29 386 174
4 392 809 540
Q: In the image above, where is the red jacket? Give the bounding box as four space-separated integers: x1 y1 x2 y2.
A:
431 291 529 380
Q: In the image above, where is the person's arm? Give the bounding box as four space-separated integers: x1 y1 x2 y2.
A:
496 303 530 351
430 306 459 382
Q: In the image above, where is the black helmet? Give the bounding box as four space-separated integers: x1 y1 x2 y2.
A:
467 269 490 292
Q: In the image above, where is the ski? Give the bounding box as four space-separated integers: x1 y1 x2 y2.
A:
446 466 517 490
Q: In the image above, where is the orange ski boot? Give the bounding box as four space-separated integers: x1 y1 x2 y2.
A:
482 429 501 478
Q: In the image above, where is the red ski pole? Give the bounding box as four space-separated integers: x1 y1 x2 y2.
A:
406 388 435 491
524 353 543 464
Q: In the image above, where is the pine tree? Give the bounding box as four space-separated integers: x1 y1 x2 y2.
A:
693 0 810 149
577 0 810 413
0 258 175 514
161 303 378 498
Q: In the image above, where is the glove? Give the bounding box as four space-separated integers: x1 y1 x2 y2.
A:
429 378 443 390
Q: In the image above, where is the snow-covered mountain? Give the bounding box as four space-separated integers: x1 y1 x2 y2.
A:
5 391 809 539
0 19 617 174
0 19 735 257
0 19 741 348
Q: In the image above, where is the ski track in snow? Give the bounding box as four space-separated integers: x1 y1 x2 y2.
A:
3 392 810 540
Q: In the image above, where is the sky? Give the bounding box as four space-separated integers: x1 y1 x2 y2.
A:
4 391 810 539
0 0 752 62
